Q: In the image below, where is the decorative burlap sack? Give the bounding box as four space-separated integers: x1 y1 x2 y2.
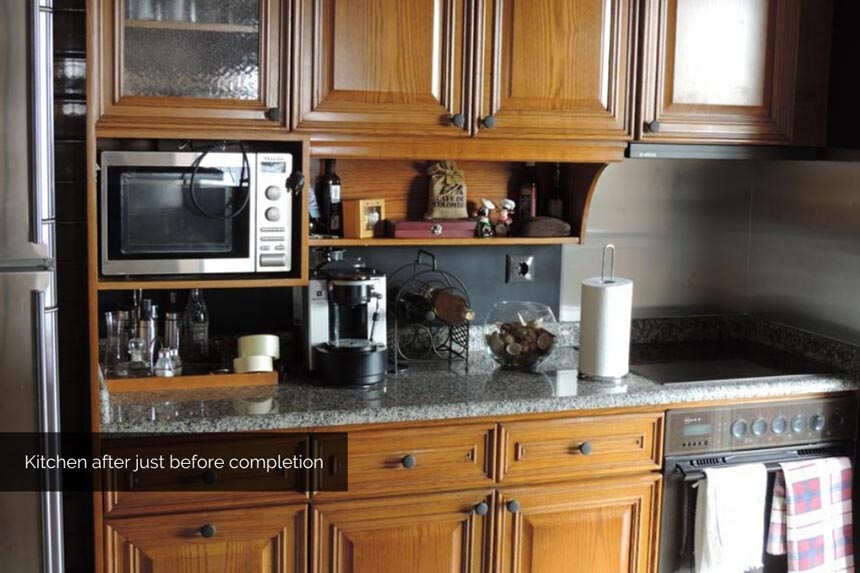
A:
425 160 468 220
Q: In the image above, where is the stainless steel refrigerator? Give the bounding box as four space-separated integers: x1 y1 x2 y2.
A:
0 0 64 571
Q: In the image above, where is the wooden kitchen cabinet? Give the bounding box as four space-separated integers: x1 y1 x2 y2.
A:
104 504 308 572
293 0 473 137
311 490 493 573
94 0 286 128
496 474 661 573
638 0 833 145
476 0 636 140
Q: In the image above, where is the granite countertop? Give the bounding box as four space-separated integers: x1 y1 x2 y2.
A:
101 317 860 433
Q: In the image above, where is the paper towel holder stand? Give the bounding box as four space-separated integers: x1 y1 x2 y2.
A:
578 243 629 384
601 243 616 284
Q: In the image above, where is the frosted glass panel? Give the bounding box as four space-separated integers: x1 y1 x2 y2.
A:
672 0 769 107
122 0 261 100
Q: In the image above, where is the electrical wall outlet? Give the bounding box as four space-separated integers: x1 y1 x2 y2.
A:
506 254 534 283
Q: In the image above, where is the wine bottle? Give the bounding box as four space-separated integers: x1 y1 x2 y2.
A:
181 289 209 362
315 158 343 236
426 288 475 324
517 162 538 221
547 162 564 219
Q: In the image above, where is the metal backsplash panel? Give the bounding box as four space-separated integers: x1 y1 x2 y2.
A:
560 159 754 321
749 161 860 345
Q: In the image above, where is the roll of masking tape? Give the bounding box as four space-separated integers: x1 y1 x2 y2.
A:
233 355 274 373
238 334 280 359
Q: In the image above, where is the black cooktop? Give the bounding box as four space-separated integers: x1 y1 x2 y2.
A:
628 340 838 384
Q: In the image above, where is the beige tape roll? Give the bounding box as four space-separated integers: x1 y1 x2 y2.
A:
233 355 274 373
238 334 280 359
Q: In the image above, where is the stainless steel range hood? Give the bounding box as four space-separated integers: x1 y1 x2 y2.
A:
627 143 821 161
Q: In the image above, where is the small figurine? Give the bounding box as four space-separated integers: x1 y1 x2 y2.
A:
475 198 495 238
494 198 516 236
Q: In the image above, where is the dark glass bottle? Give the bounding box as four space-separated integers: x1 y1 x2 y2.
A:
315 159 343 236
517 162 538 221
547 162 564 219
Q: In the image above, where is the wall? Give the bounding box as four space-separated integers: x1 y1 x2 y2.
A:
749 161 860 344
560 159 754 321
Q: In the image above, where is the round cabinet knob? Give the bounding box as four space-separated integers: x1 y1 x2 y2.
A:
265 185 282 201
579 442 593 455
506 500 520 513
751 418 768 437
481 115 497 129
200 524 216 538
451 113 466 128
266 107 282 122
265 207 281 222
401 454 416 469
771 416 788 435
731 419 748 438
474 502 489 516
647 120 661 133
791 415 807 433
201 469 218 485
810 414 826 432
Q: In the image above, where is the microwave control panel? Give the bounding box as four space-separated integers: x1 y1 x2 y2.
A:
255 153 293 272
665 396 857 456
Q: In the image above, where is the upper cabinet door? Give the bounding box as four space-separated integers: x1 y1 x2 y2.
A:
98 0 285 127
476 0 635 140
294 0 473 137
638 0 833 144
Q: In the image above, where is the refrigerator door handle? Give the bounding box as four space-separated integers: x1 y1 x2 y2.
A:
31 0 55 246
33 291 64 573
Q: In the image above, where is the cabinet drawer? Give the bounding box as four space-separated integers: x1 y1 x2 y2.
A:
498 413 662 484
103 434 308 516
104 504 307 573
314 422 496 498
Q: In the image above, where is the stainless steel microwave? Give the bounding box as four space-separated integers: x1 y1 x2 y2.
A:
100 151 293 276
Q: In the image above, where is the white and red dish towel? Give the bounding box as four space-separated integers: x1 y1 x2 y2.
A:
767 457 854 573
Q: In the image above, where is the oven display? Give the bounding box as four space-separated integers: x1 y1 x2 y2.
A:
682 423 711 437
260 161 287 173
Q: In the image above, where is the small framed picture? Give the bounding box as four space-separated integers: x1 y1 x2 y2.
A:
344 199 386 238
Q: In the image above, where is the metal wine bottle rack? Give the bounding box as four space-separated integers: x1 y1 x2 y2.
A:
389 250 471 371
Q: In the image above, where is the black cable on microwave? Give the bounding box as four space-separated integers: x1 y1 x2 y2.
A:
186 140 251 219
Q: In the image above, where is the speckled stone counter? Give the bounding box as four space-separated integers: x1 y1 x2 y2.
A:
101 316 860 433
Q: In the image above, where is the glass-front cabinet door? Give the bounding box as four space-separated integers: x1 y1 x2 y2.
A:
97 0 284 127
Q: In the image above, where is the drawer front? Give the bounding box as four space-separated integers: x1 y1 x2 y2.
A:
104 434 308 516
314 422 496 498
499 413 662 484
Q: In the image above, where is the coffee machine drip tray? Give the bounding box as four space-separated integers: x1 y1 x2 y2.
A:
328 338 376 352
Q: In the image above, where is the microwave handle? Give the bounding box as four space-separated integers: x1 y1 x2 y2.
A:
287 171 304 197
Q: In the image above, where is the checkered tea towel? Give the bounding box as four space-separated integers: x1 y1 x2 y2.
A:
766 457 854 572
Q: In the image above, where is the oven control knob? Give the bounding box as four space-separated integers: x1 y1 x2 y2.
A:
265 207 281 222
265 185 282 201
810 414 825 432
751 418 768 437
731 419 748 438
791 415 806 433
771 416 787 435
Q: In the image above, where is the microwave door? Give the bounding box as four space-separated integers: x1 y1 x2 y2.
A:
100 157 257 276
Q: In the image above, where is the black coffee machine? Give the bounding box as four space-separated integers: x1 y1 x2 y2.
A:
302 256 387 386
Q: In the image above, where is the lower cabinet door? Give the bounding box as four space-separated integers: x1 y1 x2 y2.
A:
104 504 308 572
497 474 661 573
312 490 493 573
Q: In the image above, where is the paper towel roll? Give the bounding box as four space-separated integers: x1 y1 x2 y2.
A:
238 335 280 359
233 355 274 373
578 276 633 380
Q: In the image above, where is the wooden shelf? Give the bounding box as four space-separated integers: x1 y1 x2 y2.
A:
124 19 258 34
96 277 306 291
105 371 277 393
308 236 580 248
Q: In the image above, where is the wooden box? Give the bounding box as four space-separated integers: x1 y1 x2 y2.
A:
344 199 385 238
386 219 477 239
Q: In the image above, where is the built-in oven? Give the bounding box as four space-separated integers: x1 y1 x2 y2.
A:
659 396 856 573
100 150 293 276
